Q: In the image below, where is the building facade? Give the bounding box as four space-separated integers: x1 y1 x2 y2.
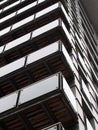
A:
0 0 98 130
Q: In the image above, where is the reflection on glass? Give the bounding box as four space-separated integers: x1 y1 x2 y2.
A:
63 76 77 112
4 1 20 11
1 12 16 23
12 15 34 30
0 93 18 113
18 1 37 14
5 33 31 51
32 19 59 38
82 80 91 102
0 26 10 36
86 118 94 130
0 57 25 77
19 74 58 104
27 41 59 65
36 3 59 18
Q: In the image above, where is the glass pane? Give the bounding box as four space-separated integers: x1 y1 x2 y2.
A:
27 41 59 65
36 3 59 18
75 33 84 50
0 57 25 77
0 46 4 53
78 53 88 73
61 4 70 24
62 21 72 45
38 0 45 4
43 123 65 130
0 10 2 13
86 118 94 130
32 19 59 38
1 12 16 23
19 74 59 104
63 77 77 112
4 1 20 11
12 15 34 30
18 1 37 14
0 26 10 36
0 0 8 5
47 126 57 130
82 80 91 102
62 43 75 72
0 92 18 113
5 33 31 51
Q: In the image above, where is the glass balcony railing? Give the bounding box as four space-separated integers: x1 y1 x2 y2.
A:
62 43 75 73
86 118 94 130
0 92 18 114
26 41 59 65
81 79 91 103
17 1 37 14
0 26 11 36
35 3 59 19
32 19 60 38
12 14 35 30
42 122 65 130
63 74 77 112
3 1 20 11
0 46 4 53
78 53 88 73
0 57 25 77
5 33 31 51
0 12 16 23
0 0 8 5
0 72 77 116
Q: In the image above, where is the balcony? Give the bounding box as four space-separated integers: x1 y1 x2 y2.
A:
0 15 72 68
0 0 70 30
0 0 71 49
0 41 75 96
0 73 77 129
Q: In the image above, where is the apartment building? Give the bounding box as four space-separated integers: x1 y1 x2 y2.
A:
0 0 98 130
